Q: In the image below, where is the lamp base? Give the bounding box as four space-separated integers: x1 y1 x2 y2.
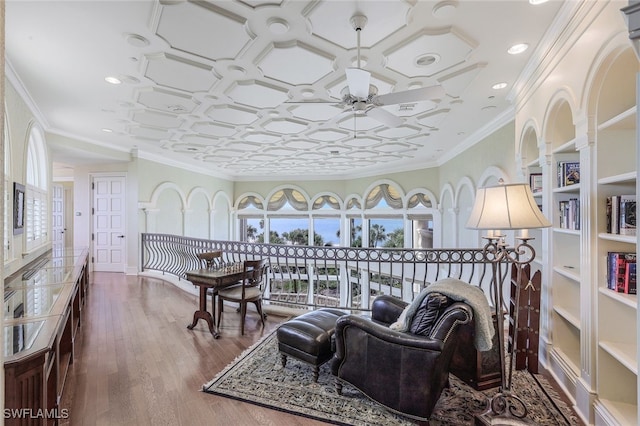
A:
474 391 533 426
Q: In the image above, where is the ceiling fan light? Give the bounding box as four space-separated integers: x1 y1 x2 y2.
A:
345 67 371 99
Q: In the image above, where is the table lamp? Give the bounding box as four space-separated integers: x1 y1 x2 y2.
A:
466 182 551 424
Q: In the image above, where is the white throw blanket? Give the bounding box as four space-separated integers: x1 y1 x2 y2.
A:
390 278 495 351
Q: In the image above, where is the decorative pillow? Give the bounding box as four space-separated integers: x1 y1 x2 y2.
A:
409 292 452 336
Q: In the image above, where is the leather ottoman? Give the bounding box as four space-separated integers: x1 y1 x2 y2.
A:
276 308 346 382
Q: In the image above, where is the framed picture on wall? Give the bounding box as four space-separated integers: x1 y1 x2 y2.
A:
13 182 25 235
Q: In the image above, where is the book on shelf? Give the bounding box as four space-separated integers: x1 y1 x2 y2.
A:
557 161 580 187
558 198 580 230
619 195 636 236
529 173 543 194
605 195 635 235
624 262 637 295
607 252 637 293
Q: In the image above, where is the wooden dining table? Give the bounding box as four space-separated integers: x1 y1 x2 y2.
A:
185 265 244 338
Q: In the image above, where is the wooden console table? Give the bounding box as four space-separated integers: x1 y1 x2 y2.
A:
185 266 244 338
4 248 89 426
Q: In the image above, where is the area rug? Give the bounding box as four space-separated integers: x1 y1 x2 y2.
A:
203 332 580 425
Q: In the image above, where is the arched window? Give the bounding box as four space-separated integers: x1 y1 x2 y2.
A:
312 195 341 246
407 191 435 249
25 124 48 251
237 194 265 243
365 184 404 248
267 189 308 211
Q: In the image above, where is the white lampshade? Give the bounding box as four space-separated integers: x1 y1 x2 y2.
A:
466 183 551 230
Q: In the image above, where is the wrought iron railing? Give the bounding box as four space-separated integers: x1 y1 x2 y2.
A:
140 233 507 311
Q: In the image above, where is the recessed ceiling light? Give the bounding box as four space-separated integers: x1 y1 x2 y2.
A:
492 82 508 90
101 128 113 133
416 54 440 67
104 76 121 85
301 89 314 98
125 33 149 47
529 0 548 4
508 43 529 55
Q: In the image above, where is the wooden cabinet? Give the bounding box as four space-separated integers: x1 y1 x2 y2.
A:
4 249 88 425
450 312 502 391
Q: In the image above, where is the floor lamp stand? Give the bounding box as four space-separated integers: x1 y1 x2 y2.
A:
475 235 535 426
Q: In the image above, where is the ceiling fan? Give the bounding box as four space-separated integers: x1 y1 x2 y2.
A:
323 15 446 128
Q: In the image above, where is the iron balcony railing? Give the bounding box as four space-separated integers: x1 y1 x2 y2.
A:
140 233 508 312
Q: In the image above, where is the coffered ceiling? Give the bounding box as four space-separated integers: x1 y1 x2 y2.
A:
6 0 566 180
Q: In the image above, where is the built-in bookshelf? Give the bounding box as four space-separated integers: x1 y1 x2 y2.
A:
594 77 638 425
523 129 544 269
513 6 639 424
549 126 582 381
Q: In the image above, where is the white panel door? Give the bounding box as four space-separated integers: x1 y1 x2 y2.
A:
92 175 126 272
51 184 65 257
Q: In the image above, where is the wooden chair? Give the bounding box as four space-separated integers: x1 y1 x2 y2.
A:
197 250 222 269
216 258 268 335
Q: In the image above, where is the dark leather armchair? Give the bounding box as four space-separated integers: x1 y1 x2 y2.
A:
331 294 473 423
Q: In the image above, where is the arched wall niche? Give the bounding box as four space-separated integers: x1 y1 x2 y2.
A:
212 191 232 240
477 166 509 188
185 187 210 238
583 32 637 123
517 121 542 179
156 188 184 236
147 182 187 209
455 176 476 248
542 91 578 150
439 183 455 248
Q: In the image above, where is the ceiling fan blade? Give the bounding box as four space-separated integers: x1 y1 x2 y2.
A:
285 100 338 104
373 84 445 106
366 107 404 128
345 67 371 99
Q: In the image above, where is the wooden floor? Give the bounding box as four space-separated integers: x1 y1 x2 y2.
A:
60 272 326 426
60 272 581 426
